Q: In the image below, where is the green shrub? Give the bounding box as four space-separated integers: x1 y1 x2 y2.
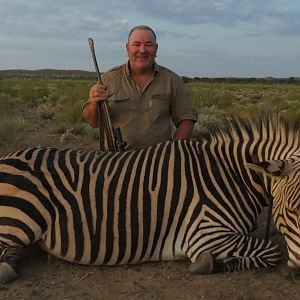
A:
0 94 13 115
0 116 26 155
188 84 238 109
2 79 300 154
0 81 19 97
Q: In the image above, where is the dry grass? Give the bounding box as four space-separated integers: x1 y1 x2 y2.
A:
1 79 300 154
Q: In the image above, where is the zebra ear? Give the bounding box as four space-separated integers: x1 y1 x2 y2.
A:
246 159 293 178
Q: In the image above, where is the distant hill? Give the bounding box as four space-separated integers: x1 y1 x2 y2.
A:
181 76 300 85
0 69 98 80
0 69 299 84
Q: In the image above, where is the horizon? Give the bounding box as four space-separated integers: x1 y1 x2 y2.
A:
1 68 299 79
1 1 300 78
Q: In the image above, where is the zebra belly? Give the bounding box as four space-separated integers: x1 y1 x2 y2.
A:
38 230 187 265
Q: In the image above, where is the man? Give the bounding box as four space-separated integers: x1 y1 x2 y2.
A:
84 25 197 150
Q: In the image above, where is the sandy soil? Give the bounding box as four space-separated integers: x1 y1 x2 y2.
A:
1 226 299 300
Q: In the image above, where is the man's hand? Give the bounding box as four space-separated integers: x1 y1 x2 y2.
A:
173 120 195 140
89 83 108 104
84 83 108 128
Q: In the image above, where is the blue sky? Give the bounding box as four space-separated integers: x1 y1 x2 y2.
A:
1 0 300 77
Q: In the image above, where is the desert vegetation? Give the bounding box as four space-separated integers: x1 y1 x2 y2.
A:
0 79 95 155
1 77 300 156
1 74 300 298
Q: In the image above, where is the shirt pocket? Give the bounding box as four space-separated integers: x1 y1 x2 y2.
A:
150 93 171 113
108 89 129 102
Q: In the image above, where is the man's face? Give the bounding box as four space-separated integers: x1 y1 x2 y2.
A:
126 29 158 74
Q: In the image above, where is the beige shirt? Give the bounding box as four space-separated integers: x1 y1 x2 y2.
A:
96 62 197 150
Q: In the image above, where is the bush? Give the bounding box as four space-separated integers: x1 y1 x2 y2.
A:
0 94 13 115
0 116 26 155
1 79 300 154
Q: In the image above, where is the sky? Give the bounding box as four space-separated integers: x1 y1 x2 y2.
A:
1 0 300 77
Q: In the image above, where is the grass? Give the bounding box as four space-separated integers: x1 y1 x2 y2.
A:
0 115 26 154
186 82 300 134
0 79 93 154
1 79 300 154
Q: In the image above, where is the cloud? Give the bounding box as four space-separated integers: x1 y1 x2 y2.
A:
124 0 300 37
126 1 270 24
1 0 299 76
2 0 300 42
0 1 132 52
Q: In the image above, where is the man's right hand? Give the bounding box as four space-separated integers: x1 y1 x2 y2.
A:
84 83 108 128
88 83 108 104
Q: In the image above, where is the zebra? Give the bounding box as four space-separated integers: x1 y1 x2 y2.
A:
0 114 299 284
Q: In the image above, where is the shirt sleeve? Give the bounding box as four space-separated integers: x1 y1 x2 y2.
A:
170 75 197 127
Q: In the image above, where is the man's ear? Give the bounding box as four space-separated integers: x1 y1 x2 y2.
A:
246 159 294 178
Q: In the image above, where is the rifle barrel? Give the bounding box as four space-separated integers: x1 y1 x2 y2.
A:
88 38 103 84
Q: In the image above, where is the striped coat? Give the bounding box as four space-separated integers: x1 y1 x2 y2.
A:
0 115 299 284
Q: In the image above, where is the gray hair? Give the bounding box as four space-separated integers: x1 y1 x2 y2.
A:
128 25 157 42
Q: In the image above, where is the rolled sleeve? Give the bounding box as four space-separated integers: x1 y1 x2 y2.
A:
171 76 197 127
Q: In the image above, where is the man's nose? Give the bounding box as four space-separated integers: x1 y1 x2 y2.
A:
139 44 146 52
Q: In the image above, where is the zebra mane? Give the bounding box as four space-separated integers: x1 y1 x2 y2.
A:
198 113 300 145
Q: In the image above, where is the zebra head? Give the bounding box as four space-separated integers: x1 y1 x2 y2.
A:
247 157 300 274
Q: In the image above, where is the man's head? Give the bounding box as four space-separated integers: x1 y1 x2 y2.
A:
126 25 158 74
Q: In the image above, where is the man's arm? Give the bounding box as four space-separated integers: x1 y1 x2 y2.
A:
173 119 195 140
83 102 100 128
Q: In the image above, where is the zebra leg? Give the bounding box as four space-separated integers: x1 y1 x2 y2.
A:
220 237 282 272
0 246 20 284
190 236 282 273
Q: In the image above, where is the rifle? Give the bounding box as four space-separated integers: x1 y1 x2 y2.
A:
88 38 127 152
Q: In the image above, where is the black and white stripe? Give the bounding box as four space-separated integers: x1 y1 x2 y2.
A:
0 115 299 278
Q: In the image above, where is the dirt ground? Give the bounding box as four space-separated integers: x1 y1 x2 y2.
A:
1 107 300 300
1 218 299 300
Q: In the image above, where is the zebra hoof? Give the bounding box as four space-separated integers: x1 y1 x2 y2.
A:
0 262 18 284
189 252 214 274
